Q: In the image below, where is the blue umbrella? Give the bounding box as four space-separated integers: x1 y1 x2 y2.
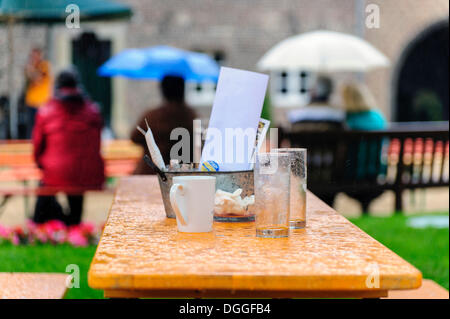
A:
98 45 220 81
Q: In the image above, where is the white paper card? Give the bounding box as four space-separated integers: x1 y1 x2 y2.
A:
200 67 269 171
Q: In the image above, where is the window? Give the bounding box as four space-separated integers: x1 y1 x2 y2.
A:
279 71 288 94
185 49 225 107
270 70 312 108
299 71 309 94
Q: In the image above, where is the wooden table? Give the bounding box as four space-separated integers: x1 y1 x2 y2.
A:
88 176 422 298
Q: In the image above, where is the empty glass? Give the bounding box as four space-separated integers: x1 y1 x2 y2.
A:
274 148 307 229
254 152 291 238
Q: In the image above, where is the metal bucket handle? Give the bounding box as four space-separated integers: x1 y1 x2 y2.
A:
143 154 167 181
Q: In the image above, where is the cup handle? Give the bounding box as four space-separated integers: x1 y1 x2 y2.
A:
170 183 187 225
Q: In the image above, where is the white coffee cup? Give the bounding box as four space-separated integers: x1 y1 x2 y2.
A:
170 176 216 233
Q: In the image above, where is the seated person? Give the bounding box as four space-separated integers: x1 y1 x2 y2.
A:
341 83 388 213
131 75 197 174
288 75 345 131
287 76 345 207
32 69 104 225
342 83 387 131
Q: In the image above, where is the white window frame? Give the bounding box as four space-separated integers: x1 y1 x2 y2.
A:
185 50 225 107
270 70 313 108
185 80 216 107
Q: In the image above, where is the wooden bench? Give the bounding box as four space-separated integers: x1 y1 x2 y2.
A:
384 279 449 299
280 122 449 213
0 139 142 217
0 273 69 299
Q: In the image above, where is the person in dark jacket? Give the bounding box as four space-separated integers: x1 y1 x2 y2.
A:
32 69 105 225
131 75 197 174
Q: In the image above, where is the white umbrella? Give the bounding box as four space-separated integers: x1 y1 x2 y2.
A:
257 30 389 72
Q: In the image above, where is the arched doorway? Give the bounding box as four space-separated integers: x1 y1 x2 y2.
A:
393 20 449 122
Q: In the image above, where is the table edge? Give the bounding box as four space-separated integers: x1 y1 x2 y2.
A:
88 270 422 292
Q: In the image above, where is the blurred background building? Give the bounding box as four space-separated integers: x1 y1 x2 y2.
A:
0 0 448 138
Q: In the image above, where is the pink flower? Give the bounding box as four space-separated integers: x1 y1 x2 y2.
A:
53 231 67 244
67 228 88 246
44 220 66 233
78 222 96 236
11 234 20 245
40 220 67 244
35 230 49 243
1 220 99 246
12 226 28 244
0 225 11 239
26 220 37 231
13 226 25 237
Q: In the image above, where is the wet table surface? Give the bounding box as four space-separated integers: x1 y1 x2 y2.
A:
88 176 421 298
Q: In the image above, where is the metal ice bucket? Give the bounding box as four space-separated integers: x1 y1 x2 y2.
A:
156 169 254 221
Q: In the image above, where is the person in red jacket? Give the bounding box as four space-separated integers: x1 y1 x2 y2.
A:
32 69 105 225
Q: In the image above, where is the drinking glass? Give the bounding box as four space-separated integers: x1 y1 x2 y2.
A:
254 152 291 238
273 148 307 229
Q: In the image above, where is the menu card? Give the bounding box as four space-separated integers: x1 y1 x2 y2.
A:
200 67 269 171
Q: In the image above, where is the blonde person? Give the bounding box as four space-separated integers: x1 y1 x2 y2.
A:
341 83 387 213
342 83 387 131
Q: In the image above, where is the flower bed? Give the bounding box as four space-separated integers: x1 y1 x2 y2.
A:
0 220 100 247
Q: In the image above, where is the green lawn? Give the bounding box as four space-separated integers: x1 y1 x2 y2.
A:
0 243 102 298
0 213 448 298
349 213 449 290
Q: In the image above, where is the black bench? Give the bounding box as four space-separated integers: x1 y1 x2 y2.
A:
280 122 449 213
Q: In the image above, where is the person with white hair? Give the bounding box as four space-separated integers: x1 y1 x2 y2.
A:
288 75 345 131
